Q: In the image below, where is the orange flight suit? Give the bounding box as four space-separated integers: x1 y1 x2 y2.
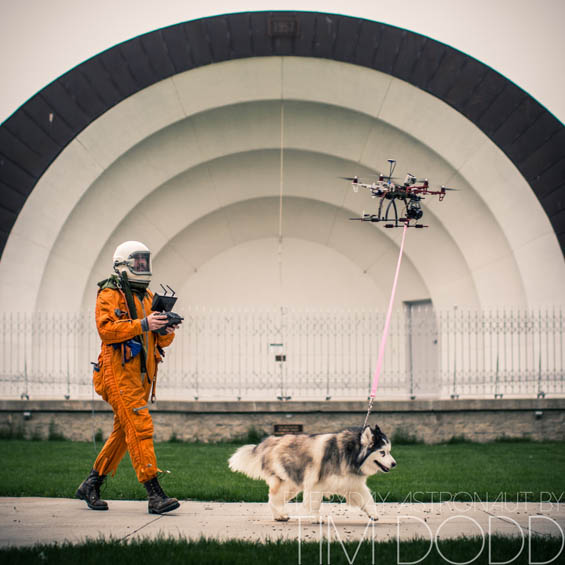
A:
92 281 174 483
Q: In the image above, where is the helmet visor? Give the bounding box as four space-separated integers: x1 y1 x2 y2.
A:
129 251 151 275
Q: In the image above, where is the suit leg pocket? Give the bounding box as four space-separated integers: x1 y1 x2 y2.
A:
131 405 153 440
92 355 108 401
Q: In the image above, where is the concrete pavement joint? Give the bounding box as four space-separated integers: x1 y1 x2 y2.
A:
480 508 557 538
120 515 164 542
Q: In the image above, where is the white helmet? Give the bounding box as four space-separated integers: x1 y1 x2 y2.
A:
113 241 151 284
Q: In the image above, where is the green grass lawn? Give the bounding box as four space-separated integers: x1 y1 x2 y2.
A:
1 439 563 502
1 536 563 565
1 440 563 564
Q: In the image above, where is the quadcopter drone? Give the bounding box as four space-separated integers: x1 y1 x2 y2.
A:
343 159 456 228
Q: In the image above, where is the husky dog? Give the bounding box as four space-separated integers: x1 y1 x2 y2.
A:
229 425 396 521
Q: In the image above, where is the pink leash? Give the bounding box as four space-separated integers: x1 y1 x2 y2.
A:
363 222 409 428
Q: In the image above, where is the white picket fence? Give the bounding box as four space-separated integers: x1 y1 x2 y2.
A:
0 307 563 400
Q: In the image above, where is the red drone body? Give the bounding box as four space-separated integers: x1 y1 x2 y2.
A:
344 160 455 228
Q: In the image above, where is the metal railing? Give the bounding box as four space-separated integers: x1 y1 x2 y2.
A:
0 307 563 400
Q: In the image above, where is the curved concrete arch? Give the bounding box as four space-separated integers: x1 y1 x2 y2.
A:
79 191 479 311
0 56 561 313
33 95 521 312
152 196 430 311
1 12 563 264
38 113 491 314
24 107 521 311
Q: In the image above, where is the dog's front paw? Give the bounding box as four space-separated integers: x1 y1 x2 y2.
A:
361 504 379 521
274 515 290 522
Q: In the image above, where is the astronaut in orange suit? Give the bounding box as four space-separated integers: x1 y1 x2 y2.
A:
76 241 180 514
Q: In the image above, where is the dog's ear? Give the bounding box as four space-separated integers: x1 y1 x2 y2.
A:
372 424 382 435
361 426 373 446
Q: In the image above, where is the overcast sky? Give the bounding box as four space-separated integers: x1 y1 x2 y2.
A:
1 0 564 125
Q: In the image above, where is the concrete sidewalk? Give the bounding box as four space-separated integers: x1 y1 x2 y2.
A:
1 498 564 548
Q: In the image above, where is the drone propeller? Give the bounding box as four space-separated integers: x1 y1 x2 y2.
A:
440 186 458 191
339 174 399 182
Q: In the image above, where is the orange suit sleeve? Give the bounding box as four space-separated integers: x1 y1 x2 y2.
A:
156 331 175 348
96 288 143 344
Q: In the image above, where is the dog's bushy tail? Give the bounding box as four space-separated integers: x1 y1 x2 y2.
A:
228 444 264 480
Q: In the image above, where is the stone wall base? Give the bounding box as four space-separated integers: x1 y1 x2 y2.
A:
0 399 563 443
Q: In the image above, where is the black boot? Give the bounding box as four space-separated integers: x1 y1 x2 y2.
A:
76 469 108 510
143 476 180 514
